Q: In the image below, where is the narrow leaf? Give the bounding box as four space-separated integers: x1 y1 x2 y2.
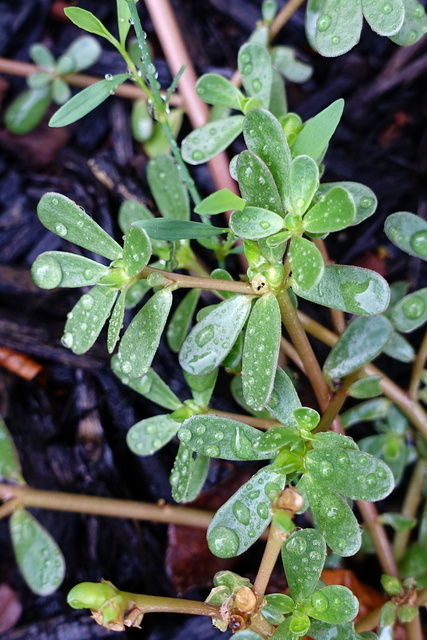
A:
348 376 383 398
341 398 392 428
303 187 355 233
282 529 326 601
167 289 200 352
134 218 227 240
265 368 301 428
362 0 404 36
107 290 126 353
289 155 319 216
238 43 273 108
64 7 117 45
0 420 23 483
181 116 244 164
385 212 427 261
291 99 345 160
183 370 218 408
170 443 210 503
147 155 189 221
268 68 287 120
37 193 122 260
305 585 359 623
230 206 284 239
122 225 151 276
127 415 180 456
289 236 324 290
194 189 246 216
391 287 427 332
383 331 415 362
314 181 377 225
31 252 109 289
116 0 132 46
196 73 244 110
237 151 284 216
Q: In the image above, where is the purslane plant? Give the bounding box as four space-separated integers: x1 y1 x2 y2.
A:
2 0 427 638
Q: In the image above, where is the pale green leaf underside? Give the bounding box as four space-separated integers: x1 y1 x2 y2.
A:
167 289 201 353
391 287 427 332
362 0 404 36
196 73 244 110
390 0 427 46
127 415 180 456
385 211 427 261
31 252 109 289
170 443 210 503
181 116 244 165
282 529 326 601
265 368 301 428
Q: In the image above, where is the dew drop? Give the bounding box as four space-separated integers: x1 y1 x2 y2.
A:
208 526 239 557
232 431 255 459
195 424 206 435
410 230 427 256
104 73 113 81
233 500 251 525
382 3 392 14
257 502 269 519
170 472 180 485
192 150 204 161
52 197 59 205
310 591 329 612
248 490 261 500
260 220 271 230
331 35 341 45
81 294 94 310
337 453 349 467
54 223 67 237
178 427 192 443
407 29 418 43
241 214 249 223
366 473 377 486
146 425 156 434
83 269 94 281
413 5 425 18
287 535 307 555
61 332 73 348
195 325 214 347
251 78 262 93
268 391 279 409
243 63 253 75
153 438 162 449
205 444 220 457
121 361 132 374
248 528 257 538
32 255 63 289
209 128 217 136
317 14 332 31
402 295 426 319
319 460 334 477
214 431 224 441
360 196 374 209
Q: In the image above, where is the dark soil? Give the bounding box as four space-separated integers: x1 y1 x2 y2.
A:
0 0 427 638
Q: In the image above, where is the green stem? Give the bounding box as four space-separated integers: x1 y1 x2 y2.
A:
122 592 219 617
141 266 255 295
253 521 287 606
393 459 427 562
409 328 427 400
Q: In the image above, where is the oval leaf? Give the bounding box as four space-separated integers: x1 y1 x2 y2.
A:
390 0 427 45
238 43 273 108
134 218 227 240
362 0 404 35
385 211 427 261
314 181 377 225
0 420 23 483
293 264 390 315
37 193 122 261
303 187 355 233
178 415 270 461
194 188 246 216
147 155 189 221
183 369 218 408
308 620 361 640
123 226 151 276
289 236 324 290
179 294 253 376
307 0 363 57
167 289 200 352
230 206 284 239
383 332 415 362
181 116 244 165
391 287 427 332
31 252 109 289
289 155 319 216
5 87 51 135
266 368 302 428
10 509 65 595
196 73 244 110
170 443 210 503
282 529 326 601
62 35 102 73
242 293 281 410
237 151 283 216
207 465 286 557
348 376 383 398
340 398 391 428
305 585 359 623
127 415 180 456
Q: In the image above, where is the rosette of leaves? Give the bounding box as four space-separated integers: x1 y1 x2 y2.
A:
4 36 101 135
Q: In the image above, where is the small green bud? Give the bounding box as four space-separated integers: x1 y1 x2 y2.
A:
381 574 402 597
67 580 119 610
397 605 419 623
273 449 304 473
284 213 302 232
289 613 310 636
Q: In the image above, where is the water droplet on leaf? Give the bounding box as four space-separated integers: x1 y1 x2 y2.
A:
317 14 332 31
233 500 251 525
208 526 239 557
410 230 427 256
402 295 425 319
54 223 67 237
195 325 214 347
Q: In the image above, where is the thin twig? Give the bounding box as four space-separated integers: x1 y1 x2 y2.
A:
253 522 287 605
393 459 427 562
409 328 427 400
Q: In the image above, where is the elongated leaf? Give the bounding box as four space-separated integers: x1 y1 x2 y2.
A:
268 68 287 120
305 585 359 623
238 43 273 108
231 376 274 420
306 448 394 501
288 155 319 216
179 294 253 376
127 415 180 456
302 473 361 556
312 432 359 450
383 331 415 362
266 368 301 428
390 287 427 332
293 264 390 315
196 73 244 110
271 46 313 84
107 290 126 353
282 529 326 601
362 0 404 36
178 415 270 460
210 268 237 299
147 155 189 221
64 7 117 44
117 288 172 377
134 218 227 240
62 285 118 354
10 509 65 595
116 0 132 46
242 293 281 410
314 181 377 225
289 236 324 290
306 0 363 57
243 108 292 208
181 116 244 164
385 212 427 260
323 316 393 380
30 43 55 68
170 443 210 503
167 289 200 352
49 74 129 127
230 206 284 239
237 151 283 216
111 356 182 410
4 87 51 135
37 193 122 260
348 376 383 398
183 370 217 408
254 427 305 458
341 398 391 428
207 465 286 557
122 225 151 276
390 0 427 45
31 252 109 289
308 620 361 640
292 99 345 160
194 189 246 216
62 35 102 73
303 187 355 233
0 420 23 483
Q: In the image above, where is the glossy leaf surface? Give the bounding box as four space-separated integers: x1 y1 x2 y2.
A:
134 218 227 240
167 289 200 352
230 206 284 239
147 155 189 221
303 187 355 233
308 620 361 640
10 509 65 595
265 368 301 428
122 225 151 276
391 287 427 332
291 99 344 160
289 155 319 215
194 188 246 216
348 376 383 398
196 73 244 109
312 432 359 450
116 0 131 46
207 465 286 557
242 293 281 410
64 7 117 44
306 0 363 57
289 236 324 290
117 288 172 377
170 443 210 503
282 529 326 601
179 294 252 376
362 0 404 35
127 415 180 456
107 290 126 353
236 151 283 216
183 370 217 408
385 212 427 261
293 265 390 315
37 193 122 260
181 116 244 165
305 585 359 623
238 43 272 108
0 420 23 483
315 181 377 225
390 0 427 45
230 376 274 420
31 252 109 289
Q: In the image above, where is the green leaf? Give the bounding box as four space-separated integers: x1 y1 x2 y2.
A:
243 108 292 208
51 78 71 105
237 151 284 216
271 46 313 84
390 0 427 45
111 355 182 410
107 290 126 353
31 252 109 289
122 225 151 276
62 285 117 354
127 415 180 455
10 509 65 595
131 99 154 142
230 375 274 419
359 434 408 485
348 376 383 399
118 199 153 232
207 465 286 557
341 398 392 428
179 294 253 376
385 212 427 260
29 43 55 68
383 331 415 362
308 620 361 640
167 289 200 352
289 236 324 290
117 288 173 377
37 193 122 260
194 188 246 216
390 287 427 332
314 182 377 226
305 585 359 623
293 264 390 315
400 541 427 579
178 415 270 460
143 107 184 158
170 443 210 503
323 316 393 380
238 43 273 108
271 617 303 640
268 68 288 120
292 100 345 163
306 448 394 501
303 473 361 556
116 0 132 46
306 0 363 57
27 72 52 90
282 529 326 601
254 427 304 459
230 206 284 239
303 187 355 233
125 279 150 309
312 432 359 450
181 116 244 164
133 218 227 240
380 513 416 532
288 155 319 216
196 73 244 110
147 155 189 221
4 87 51 135
62 35 102 73
49 73 129 127
362 0 404 36
0 420 23 483
64 7 118 45
210 268 237 299
183 370 217 408
265 368 302 428
242 293 281 410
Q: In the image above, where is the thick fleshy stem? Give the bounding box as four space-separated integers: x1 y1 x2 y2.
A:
253 521 287 607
